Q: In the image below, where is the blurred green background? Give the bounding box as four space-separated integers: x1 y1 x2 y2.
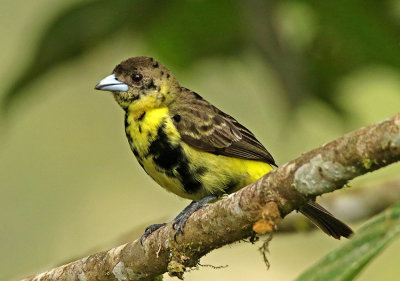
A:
1 0 400 280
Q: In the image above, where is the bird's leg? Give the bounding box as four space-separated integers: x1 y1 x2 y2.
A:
140 223 167 245
172 195 217 241
140 195 217 245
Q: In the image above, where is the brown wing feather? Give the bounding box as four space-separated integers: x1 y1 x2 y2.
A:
169 88 276 166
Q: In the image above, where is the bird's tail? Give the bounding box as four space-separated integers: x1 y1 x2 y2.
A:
299 202 353 239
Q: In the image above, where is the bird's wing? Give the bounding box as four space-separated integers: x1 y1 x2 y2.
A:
169 89 276 165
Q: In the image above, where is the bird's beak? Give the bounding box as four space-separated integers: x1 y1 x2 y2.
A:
94 74 129 92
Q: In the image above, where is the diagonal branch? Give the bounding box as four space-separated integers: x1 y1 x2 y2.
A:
22 113 400 281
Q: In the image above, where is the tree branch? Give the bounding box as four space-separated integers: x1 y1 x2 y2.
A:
22 113 400 281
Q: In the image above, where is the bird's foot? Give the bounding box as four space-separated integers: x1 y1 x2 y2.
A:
172 195 217 241
140 223 166 245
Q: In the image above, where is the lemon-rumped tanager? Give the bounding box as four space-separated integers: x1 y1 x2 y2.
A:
95 56 353 242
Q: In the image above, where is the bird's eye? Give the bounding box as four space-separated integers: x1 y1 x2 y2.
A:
132 73 143 83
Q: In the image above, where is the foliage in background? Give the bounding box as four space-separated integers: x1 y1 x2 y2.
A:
2 0 400 113
296 203 400 281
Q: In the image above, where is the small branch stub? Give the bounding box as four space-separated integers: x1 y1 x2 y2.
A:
252 201 281 236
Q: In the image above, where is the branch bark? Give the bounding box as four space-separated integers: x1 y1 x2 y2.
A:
22 113 400 281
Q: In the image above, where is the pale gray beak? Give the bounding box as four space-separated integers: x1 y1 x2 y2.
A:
95 74 129 92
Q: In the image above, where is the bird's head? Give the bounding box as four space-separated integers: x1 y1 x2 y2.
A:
95 56 179 110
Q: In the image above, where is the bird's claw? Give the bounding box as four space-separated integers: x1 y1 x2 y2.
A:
172 217 188 242
171 195 218 242
141 195 218 244
140 223 166 245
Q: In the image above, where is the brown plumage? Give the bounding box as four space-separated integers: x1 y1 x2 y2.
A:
170 88 277 165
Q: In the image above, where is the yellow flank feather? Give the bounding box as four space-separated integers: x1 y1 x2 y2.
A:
180 142 273 199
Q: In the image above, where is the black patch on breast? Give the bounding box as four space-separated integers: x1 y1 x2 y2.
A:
137 111 146 121
124 113 130 127
147 122 202 194
125 130 133 143
177 162 202 194
138 125 142 133
167 74 170 79
148 123 182 170
124 114 134 143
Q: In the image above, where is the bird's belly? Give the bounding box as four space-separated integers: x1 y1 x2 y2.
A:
125 108 273 201
181 143 274 198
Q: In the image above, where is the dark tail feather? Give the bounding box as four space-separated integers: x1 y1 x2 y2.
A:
299 202 353 239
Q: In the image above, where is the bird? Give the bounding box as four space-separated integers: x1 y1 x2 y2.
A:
94 56 353 242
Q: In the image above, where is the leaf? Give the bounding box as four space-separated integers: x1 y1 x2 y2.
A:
295 203 400 281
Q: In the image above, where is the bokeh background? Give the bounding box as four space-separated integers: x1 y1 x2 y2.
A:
1 0 400 280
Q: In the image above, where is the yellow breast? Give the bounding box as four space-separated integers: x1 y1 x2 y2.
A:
124 105 273 201
125 106 188 197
